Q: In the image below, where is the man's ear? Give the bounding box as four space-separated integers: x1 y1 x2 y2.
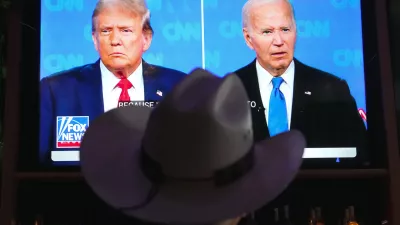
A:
142 31 153 52
243 28 254 50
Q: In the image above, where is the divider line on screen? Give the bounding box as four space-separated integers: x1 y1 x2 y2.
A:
200 0 205 69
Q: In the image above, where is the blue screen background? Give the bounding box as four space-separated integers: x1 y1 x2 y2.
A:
40 0 366 115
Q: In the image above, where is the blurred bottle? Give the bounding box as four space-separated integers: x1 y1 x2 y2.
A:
315 207 324 225
343 208 350 225
33 215 43 225
308 208 316 225
347 206 359 225
281 205 292 225
273 208 280 225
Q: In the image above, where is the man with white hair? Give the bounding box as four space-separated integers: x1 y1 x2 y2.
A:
39 0 186 163
235 0 366 153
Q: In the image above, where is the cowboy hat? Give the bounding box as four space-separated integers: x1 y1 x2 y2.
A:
80 68 305 224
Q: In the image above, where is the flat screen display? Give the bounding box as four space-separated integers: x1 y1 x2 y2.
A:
39 0 369 165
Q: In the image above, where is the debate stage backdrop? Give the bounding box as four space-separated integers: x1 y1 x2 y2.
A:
40 0 366 118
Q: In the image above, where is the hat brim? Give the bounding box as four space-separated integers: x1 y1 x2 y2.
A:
81 106 305 224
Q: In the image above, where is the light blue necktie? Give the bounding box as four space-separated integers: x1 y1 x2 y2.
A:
268 77 288 136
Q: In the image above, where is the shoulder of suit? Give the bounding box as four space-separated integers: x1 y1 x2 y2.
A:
295 59 347 86
40 63 95 84
234 61 254 77
233 61 256 86
145 63 187 81
231 59 348 89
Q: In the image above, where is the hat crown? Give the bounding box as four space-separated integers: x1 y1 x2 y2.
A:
143 69 253 179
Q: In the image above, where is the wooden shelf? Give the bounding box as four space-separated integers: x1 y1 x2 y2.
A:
297 169 388 179
16 172 82 180
14 169 388 181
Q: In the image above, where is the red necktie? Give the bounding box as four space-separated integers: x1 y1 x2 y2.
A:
116 78 133 103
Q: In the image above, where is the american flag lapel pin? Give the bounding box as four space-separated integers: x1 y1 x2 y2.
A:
156 90 163 96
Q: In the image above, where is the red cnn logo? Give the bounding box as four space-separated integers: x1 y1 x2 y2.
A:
358 109 367 121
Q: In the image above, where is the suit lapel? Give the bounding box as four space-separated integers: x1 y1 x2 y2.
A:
242 60 271 139
290 59 311 130
244 60 263 103
77 60 105 121
142 60 163 101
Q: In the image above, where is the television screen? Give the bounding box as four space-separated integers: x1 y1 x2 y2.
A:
38 0 372 166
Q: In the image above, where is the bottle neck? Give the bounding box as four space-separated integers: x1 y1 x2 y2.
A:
274 208 279 223
349 206 357 223
309 209 316 225
284 205 290 220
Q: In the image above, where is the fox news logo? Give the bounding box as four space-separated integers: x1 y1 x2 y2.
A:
56 116 89 148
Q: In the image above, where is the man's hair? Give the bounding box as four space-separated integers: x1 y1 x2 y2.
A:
91 0 154 35
242 0 296 31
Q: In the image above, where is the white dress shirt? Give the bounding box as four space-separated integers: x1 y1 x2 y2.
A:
255 60 295 128
100 60 145 112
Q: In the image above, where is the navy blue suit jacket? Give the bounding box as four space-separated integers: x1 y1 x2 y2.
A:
235 58 366 152
40 60 186 163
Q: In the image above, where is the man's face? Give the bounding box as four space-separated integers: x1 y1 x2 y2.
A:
243 1 296 76
92 7 152 76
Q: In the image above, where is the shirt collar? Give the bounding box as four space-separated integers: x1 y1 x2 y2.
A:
100 60 143 92
255 59 295 88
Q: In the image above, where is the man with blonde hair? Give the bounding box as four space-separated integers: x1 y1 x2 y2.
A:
39 0 186 163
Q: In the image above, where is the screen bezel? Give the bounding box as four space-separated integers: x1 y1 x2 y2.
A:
15 0 389 171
